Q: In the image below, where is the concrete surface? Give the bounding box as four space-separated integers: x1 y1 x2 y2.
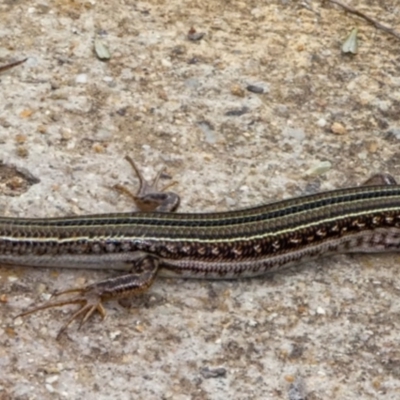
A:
1 1 400 399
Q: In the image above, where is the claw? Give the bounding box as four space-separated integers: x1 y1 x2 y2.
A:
16 287 106 339
16 257 159 338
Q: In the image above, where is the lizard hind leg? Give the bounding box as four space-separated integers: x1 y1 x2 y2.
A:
16 256 160 339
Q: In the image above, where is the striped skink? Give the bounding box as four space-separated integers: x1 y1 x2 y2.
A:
2 156 400 338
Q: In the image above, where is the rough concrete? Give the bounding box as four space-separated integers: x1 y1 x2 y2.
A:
1 1 400 399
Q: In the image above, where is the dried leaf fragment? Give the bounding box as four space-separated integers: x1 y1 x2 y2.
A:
94 38 111 61
342 28 358 54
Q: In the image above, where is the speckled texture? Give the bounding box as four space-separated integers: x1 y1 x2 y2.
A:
1 1 400 399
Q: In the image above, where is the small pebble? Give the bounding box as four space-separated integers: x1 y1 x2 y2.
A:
231 84 245 97
75 74 88 84
316 306 326 315
225 106 249 116
61 128 72 140
45 375 59 384
45 384 55 393
36 125 47 134
246 84 264 94
331 122 347 135
367 141 378 153
187 27 205 41
109 330 122 340
200 367 227 379
16 147 28 158
92 143 105 153
20 109 34 118
15 134 27 144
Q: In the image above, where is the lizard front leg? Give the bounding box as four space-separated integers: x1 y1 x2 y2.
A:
16 156 180 338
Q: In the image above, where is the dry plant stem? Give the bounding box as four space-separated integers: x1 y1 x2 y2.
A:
328 0 400 40
0 58 27 73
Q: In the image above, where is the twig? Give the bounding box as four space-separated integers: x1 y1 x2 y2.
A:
0 58 27 73
328 0 400 40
